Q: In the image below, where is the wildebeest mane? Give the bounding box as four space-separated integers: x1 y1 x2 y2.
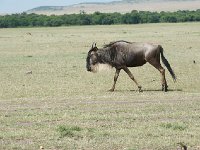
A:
103 40 132 48
97 47 116 65
98 42 125 67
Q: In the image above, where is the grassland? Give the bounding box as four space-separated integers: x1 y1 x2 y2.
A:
0 23 200 150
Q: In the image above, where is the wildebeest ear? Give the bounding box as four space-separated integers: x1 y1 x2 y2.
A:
94 43 97 47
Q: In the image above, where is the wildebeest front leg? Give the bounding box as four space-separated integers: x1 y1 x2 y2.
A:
109 69 120 92
123 67 142 92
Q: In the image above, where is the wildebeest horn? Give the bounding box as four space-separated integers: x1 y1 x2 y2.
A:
92 42 97 48
92 42 94 48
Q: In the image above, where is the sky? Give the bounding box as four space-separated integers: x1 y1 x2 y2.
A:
0 0 118 13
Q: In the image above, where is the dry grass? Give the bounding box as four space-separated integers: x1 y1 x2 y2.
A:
0 23 200 149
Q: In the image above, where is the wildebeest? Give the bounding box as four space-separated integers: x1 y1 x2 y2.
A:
86 40 176 92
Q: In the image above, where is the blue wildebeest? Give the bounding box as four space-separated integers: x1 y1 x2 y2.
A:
86 40 176 92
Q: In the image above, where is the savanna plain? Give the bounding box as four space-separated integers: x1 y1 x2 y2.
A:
0 23 200 150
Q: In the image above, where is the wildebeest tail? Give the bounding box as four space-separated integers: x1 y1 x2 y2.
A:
159 46 176 82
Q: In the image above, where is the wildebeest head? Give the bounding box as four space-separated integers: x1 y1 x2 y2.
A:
86 43 99 72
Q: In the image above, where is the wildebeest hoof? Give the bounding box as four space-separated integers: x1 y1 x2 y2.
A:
138 86 143 92
162 85 168 92
108 89 114 92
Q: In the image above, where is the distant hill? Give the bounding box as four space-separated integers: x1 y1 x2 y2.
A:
27 0 200 15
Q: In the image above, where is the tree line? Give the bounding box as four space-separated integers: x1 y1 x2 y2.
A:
0 10 200 28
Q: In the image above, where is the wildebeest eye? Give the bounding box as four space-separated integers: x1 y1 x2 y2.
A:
91 54 97 61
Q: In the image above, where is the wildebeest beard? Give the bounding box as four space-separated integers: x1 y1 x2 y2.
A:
91 63 113 73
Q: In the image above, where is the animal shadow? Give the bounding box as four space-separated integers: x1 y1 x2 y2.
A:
129 88 182 92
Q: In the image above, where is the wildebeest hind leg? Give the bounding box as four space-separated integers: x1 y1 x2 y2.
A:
148 60 168 92
123 67 142 92
109 69 120 92
159 66 168 92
